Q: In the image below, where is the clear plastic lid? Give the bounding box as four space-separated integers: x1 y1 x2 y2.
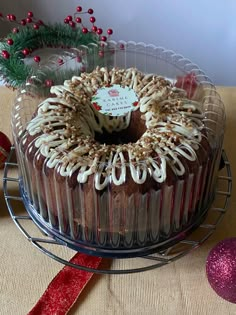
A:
12 40 225 147
10 41 226 256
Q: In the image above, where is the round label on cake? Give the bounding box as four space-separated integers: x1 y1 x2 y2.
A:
92 84 139 116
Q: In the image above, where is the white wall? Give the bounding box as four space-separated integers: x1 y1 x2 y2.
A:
0 0 236 86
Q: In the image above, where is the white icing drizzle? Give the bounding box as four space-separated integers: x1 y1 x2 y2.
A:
25 67 206 190
111 152 127 186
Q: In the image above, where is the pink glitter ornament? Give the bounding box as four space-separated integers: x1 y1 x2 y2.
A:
206 238 236 303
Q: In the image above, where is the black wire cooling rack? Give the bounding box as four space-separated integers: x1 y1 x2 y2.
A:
3 147 232 274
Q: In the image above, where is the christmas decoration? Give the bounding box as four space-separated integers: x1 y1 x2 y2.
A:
0 5 113 88
175 73 198 99
28 253 102 315
206 238 236 303
0 131 11 168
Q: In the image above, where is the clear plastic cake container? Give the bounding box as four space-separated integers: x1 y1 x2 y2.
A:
11 41 225 258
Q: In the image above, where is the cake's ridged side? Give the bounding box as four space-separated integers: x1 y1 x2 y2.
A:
19 135 210 250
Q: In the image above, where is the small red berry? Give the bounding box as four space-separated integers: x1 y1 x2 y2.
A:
10 14 16 21
33 24 39 30
2 50 10 59
64 18 69 24
37 20 44 25
67 15 73 21
34 56 41 63
90 16 96 23
12 28 19 34
58 58 64 65
76 56 82 63
0 13 3 18
28 11 33 17
7 38 14 45
97 28 103 35
88 8 94 14
69 21 76 28
76 6 82 12
45 79 53 87
21 19 26 26
82 27 88 34
6 14 11 20
92 25 97 32
22 48 30 56
98 50 104 58
80 66 86 72
76 17 82 23
26 17 32 23
107 28 113 35
101 36 107 42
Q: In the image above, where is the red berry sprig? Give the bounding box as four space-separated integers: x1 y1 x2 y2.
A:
3 11 45 31
63 5 113 43
0 11 46 61
0 5 114 73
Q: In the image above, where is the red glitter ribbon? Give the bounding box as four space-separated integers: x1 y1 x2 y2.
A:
28 253 102 315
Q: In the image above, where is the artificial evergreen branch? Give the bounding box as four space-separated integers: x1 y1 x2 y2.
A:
0 7 113 88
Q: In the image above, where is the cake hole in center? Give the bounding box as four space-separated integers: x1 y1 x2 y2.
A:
94 127 144 145
93 111 147 145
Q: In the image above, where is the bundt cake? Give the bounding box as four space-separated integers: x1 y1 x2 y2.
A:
18 66 213 256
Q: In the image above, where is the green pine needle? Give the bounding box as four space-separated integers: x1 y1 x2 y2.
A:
0 23 100 88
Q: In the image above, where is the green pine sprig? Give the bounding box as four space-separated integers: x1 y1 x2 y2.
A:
0 23 99 88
